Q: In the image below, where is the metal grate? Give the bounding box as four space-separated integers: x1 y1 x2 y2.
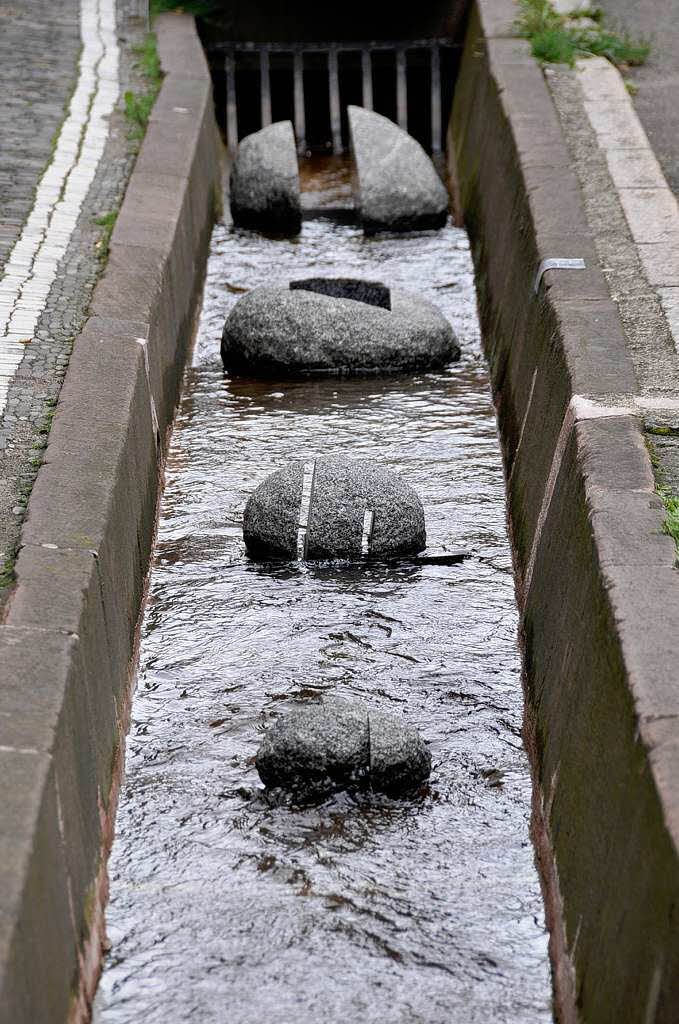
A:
207 39 458 155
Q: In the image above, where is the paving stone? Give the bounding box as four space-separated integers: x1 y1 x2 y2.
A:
0 0 149 609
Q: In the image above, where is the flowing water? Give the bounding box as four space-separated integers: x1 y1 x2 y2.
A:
93 161 552 1024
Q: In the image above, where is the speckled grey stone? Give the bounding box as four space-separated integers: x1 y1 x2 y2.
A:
230 120 301 235
289 277 390 309
243 456 426 561
256 698 370 797
255 698 431 798
369 710 432 796
221 284 459 376
348 105 449 234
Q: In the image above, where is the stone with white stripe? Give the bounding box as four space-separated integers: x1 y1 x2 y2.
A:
243 455 425 561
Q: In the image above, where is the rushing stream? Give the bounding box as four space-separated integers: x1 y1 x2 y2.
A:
93 161 552 1023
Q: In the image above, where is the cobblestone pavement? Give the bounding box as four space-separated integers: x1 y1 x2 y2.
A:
0 0 150 605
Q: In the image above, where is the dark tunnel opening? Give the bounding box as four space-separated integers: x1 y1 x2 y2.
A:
199 1 468 155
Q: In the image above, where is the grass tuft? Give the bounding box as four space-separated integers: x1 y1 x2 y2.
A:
123 33 163 142
662 493 679 553
0 558 15 589
646 436 679 562
94 209 118 259
124 89 156 138
134 32 162 81
516 0 650 67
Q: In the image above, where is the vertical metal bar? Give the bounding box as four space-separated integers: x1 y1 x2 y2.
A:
361 48 373 110
430 44 442 153
328 46 342 153
260 48 271 127
396 48 407 131
225 50 238 154
293 50 306 155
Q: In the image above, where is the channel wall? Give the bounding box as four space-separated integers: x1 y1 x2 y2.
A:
0 14 220 1022
451 2 679 1021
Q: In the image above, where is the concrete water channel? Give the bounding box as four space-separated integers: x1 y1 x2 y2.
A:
92 160 553 1020
8 2 679 1021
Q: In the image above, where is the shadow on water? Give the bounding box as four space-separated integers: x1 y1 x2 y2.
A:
93 166 552 1024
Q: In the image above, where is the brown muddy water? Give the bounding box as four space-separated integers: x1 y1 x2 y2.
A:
93 161 552 1023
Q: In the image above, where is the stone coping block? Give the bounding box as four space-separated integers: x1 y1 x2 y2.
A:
0 14 220 1023
452 2 679 1020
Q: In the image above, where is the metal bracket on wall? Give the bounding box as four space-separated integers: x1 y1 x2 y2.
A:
534 258 586 295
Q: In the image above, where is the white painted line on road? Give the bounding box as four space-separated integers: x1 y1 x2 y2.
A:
577 56 679 358
0 0 119 417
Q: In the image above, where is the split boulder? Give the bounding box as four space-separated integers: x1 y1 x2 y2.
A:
256 698 431 798
230 120 301 235
348 105 448 234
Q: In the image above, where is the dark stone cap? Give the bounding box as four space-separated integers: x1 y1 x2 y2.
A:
290 277 391 310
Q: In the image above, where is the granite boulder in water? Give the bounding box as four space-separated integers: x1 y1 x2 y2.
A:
348 105 448 233
256 698 431 798
230 121 301 235
243 456 426 560
221 279 459 375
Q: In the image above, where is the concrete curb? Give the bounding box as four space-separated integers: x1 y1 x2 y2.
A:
0 14 220 1023
452 3 679 1021
575 56 679 343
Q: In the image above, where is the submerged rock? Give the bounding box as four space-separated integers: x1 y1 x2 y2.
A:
243 456 426 561
255 698 431 798
256 699 370 797
221 282 459 376
348 105 449 234
230 121 301 235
